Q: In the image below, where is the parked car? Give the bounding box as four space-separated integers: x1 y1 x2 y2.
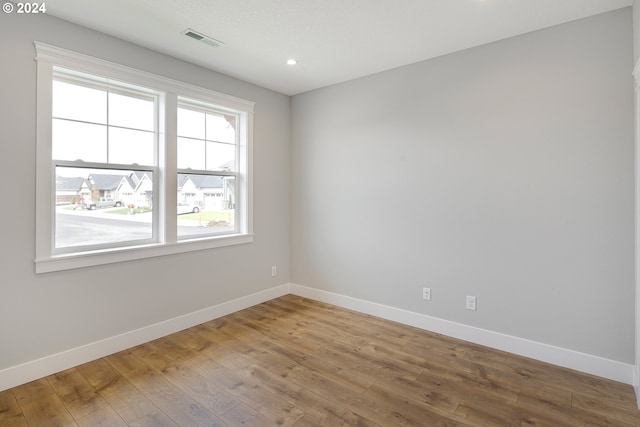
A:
178 202 200 214
84 197 123 210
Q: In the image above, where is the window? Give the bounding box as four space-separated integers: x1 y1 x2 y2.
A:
177 100 239 239
52 73 158 254
35 42 254 273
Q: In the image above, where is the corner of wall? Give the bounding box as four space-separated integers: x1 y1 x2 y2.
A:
632 54 640 408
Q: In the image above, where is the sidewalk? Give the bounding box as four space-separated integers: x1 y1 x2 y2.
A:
56 206 208 227
57 206 153 223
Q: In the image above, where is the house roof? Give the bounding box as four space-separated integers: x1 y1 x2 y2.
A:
178 174 224 189
124 175 137 189
113 171 153 192
56 176 85 191
88 174 127 191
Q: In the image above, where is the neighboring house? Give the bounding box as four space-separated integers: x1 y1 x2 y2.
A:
57 171 232 211
55 176 88 205
115 176 135 206
178 173 234 210
115 171 153 208
87 173 124 200
79 172 153 208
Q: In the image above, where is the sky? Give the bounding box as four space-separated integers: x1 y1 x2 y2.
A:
53 79 237 178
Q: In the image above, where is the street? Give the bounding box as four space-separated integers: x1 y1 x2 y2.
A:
55 207 233 249
56 211 153 248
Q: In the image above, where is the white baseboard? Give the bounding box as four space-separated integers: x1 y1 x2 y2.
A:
635 366 640 409
289 283 635 385
0 284 290 393
0 282 634 394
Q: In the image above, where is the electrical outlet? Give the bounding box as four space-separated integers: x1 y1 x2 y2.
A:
271 265 277 277
422 287 431 301
466 295 477 311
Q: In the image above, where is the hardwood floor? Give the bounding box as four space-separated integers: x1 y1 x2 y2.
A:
1 294 638 426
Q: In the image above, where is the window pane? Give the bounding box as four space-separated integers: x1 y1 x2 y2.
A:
177 174 235 239
55 166 154 250
177 107 205 139
206 141 235 171
109 92 154 131
53 80 106 124
206 113 236 144
52 119 107 162
109 127 154 165
177 137 205 170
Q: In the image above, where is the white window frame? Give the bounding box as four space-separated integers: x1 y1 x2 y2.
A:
34 42 254 274
176 97 243 241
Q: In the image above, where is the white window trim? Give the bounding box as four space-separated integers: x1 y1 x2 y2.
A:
34 42 254 274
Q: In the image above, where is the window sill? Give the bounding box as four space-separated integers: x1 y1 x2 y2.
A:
34 233 254 274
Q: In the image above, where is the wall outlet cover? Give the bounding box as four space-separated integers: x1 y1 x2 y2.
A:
466 295 477 311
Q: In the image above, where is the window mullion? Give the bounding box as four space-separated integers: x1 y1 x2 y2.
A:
162 93 178 244
106 89 110 163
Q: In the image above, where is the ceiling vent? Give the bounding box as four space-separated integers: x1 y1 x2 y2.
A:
182 28 224 47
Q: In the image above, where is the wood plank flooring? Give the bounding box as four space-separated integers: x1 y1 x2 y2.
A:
1 294 638 426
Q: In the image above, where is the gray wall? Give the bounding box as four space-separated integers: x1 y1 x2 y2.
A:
0 13 290 370
291 8 635 363
634 1 640 63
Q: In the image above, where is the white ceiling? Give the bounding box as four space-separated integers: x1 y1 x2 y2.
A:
45 0 633 96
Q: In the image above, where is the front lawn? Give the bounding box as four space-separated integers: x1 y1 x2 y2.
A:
108 206 153 215
180 210 234 221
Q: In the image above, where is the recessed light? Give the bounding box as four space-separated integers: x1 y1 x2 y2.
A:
286 59 298 66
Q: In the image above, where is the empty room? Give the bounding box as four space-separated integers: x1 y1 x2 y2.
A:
1 0 639 425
